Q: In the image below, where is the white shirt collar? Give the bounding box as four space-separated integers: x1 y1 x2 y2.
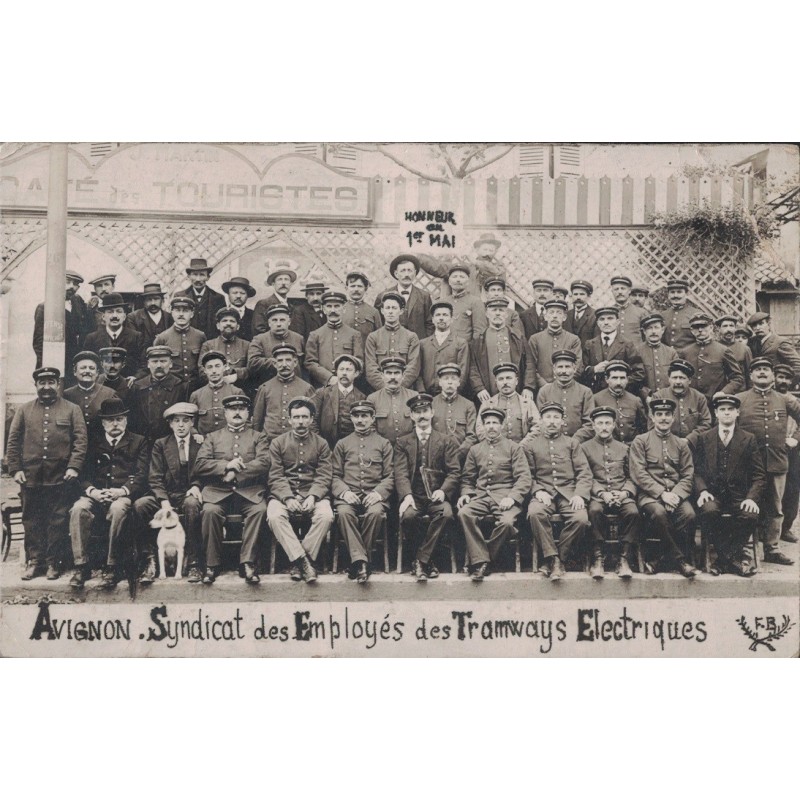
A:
147 309 163 322
338 384 354 396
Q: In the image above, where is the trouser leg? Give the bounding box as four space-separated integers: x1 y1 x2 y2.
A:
400 503 422 563
781 449 799 536
487 506 520 563
302 500 333 561
527 500 556 559
20 487 45 565
587 499 609 546
730 508 759 559
554 496 589 562
617 500 640 544
106 497 132 566
133 496 160 559
761 473 787 549
699 499 726 558
640 501 684 562
202 502 226 568
267 499 306 562
69 496 98 566
360 504 386 566
240 499 266 565
458 496 492 565
416 499 452 564
336 503 368 564
180 496 203 566
669 500 696 561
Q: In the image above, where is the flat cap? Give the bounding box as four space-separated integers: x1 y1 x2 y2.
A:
164 402 199 420
773 364 794 379
334 354 363 372
480 407 506 422
65 271 85 284
345 270 370 287
89 274 116 286
714 315 739 327
72 350 101 366
631 284 650 296
747 312 770 326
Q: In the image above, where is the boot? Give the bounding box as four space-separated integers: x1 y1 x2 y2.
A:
139 555 157 585
69 566 88 590
550 556 565 581
21 562 39 581
616 546 633 579
300 556 318 583
411 560 428 582
243 562 260 584
46 564 61 580
678 559 699 579
99 566 118 589
589 549 604 580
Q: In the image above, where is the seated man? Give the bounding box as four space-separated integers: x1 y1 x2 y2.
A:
395 394 461 581
694 393 765 576
331 400 394 583
457 407 532 581
524 403 592 581
629 398 699 578
133 402 204 583
190 350 243 435
536 350 594 441
312 354 367 450
431 362 477 464
580 406 640 579
476 362 540 445
194 394 270 584
267 397 334 583
592 360 648 444
68 398 149 589
63 350 120 434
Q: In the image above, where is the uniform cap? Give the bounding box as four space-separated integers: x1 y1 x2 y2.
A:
33 367 61 382
649 398 676 414
610 275 633 287
666 278 690 291
483 277 506 290
380 291 406 309
773 364 794 379
595 306 620 318
430 301 453 316
271 344 299 359
345 270 370 287
604 359 630 375
200 349 227 366
551 349 577 364
321 290 347 305
631 284 650 296
164 402 199 420
350 400 376 416
711 393 740 409
480 407 506 422
570 280 593 294
749 357 774 372
485 297 510 309
543 299 567 312
407 393 433 411
221 394 251 408
492 361 519 376
265 304 292 321
99 347 127 360
591 405 617 420
379 356 406 372
640 313 664 329
170 295 196 310
436 362 462 377
538 402 565 416
552 286 569 298
668 359 695 377
689 313 714 327
216 307 241 322
146 345 173 360
531 278 554 289
447 263 471 277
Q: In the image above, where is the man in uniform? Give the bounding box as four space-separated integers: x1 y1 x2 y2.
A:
221 276 256 341
519 278 554 338
128 345 189 444
190 351 243 435
635 313 678 402
98 346 131 403
374 255 433 342
476 363 541 445
564 279 598 345
694 394 765 576
482 278 524 339
127 283 173 348
651 359 712 449
431 363 478 464
716 314 752 389
86 274 119 331
367 357 419 446
84 293 145 378
536 350 595 442
629 398 699 578
200 307 250 389
331 400 394 583
133 402 204 583
252 263 296 336
661 278 700 350
525 299 583 392
304 290 364 389
395 394 460 581
312 354 367 450
774 364 800 544
290 273 328 341
194 394 270 584
582 306 645 393
153 296 207 390
63 351 120 435
610 275 646 344
580 406 640 579
736 357 800 565
678 313 744 404
7 367 87 580
417 300 469 394
592 361 648 443
443 264 488 340
174 258 226 339
267 397 334 583
342 268 383 347
630 284 650 309
247 304 305 387
457 407 532 581
365 293 421 390
68 397 149 589
747 311 800 382
524 403 592 580
252 345 313 442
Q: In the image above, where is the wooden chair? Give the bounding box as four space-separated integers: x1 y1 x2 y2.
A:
700 512 759 573
1 502 24 562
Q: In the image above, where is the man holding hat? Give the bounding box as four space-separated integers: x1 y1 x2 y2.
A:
523 403 592 580
747 311 800 382
267 397 334 583
221 276 256 341
68 397 150 589
431 363 478 463
374 255 433 342
520 278 554 339
127 283 173 348
342 268 382 346
635 314 678 401
200 307 250 388
580 406 640 579
174 258 226 339
736 357 800 565
774 365 800 543
365 292 421 391
153 295 207 390
190 351 244 435
253 262 297 336
661 278 700 350
252 345 313 442
63 351 121 434
98 347 131 403
194 394 270 584
678 313 744 404
564 280 598 345
128 345 189 444
470 232 507 288
483 277 524 339
525 299 583 391
304 290 364 388
629 398 699 578
592 360 648 443
247 304 305 386
536 350 595 442
476 362 541 445
7 367 88 580
311 354 367 449
84 293 146 379
694 394 766 576
715 315 752 389
367 357 419 445
290 272 328 341
133 402 204 583
458 406 532 581
395 394 461 580
417 300 469 394
331 400 395 583
610 275 646 344
582 306 645 393
651 359 712 448
443 263 488 340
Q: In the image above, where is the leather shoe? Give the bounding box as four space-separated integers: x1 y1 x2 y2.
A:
289 563 302 581
243 562 260 584
187 565 203 583
202 567 219 584
471 562 488 582
356 561 369 584
678 560 699 579
426 563 439 579
590 554 604 580
550 556 565 581
139 557 157 585
99 567 118 589
763 549 794 566
69 567 88 589
616 555 633 579
780 530 798 544
411 560 428 582
21 562 40 581
46 564 60 580
301 556 318 583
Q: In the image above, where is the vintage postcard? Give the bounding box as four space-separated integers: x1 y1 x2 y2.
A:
1 142 798 657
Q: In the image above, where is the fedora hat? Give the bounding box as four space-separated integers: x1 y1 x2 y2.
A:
221 276 256 297
473 233 501 249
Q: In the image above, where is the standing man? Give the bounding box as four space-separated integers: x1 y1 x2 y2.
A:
153 296 207 390
443 264 488 340
417 300 469 394
630 284 650 309
367 357 419 446
290 273 328 340
536 350 595 442
86 274 119 331
194 394 270 585
592 361 648 444
365 293 421 390
267 397 334 582
651 359 712 449
252 263 296 336
525 299 583 392
661 278 700 350
635 314 678 402
395 394 460 581
98 347 131 403
629 398 699 578
476 363 541 445
736 358 800 565
483 278 524 339
564 280 598 346
331 400 395 584
7 367 87 580
190 351 242 435
341 268 383 347
524 403 592 580
312 354 367 450
127 283 173 348
63 351 120 435
133 403 204 583
221 276 256 341
694 394 766 576
747 311 800 382
519 278 554 339
610 275 646 344
374 255 433 342
200 308 250 389
774 364 800 544
580 407 640 579
716 314 752 389
431 363 478 464
84 293 145 378
581 306 645 394
247 304 305 387
174 258 226 339
469 232 508 292
457 407 532 581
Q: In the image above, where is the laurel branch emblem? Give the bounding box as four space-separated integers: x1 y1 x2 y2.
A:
737 615 795 652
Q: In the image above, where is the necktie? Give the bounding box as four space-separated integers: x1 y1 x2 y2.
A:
603 335 610 348
419 433 429 447
110 437 119 449
178 438 188 464
721 429 732 447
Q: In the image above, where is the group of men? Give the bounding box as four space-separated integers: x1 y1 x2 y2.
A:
9 246 800 587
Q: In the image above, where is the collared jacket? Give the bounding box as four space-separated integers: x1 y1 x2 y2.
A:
247 330 305 386
536 380 595 442
614 302 646 344
475 392 541 445
331 430 394 500
417 331 470 393
84 325 147 378
461 436 532 506
564 305 598 346
635 341 678 398
678 340 744 401
580 436 637 501
582 334 646 392
748 333 800 381
147 432 202 505
33 295 91 372
304 322 364 388
364 325 421 390
469 326 528 396
661 302 701 350
650 387 712 447
629 429 694 506
252 293 291 337
80 429 149 499
252 375 314 441
268 431 332 502
447 291 488 341
366 387 418 445
592 388 648 443
374 285 434 342
394 429 461 502
735 387 800 474
418 254 506 300
127 307 174 349
152 325 207 388
128 373 189 442
431 393 478 458
174 285 227 339
523 433 592 501
311 383 367 449
289 300 326 341
525 328 584 390
189 382 242 435
200 336 250 384
342 300 383 346
519 304 548 339
63 383 121 435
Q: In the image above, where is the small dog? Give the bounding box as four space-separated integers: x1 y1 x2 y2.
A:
149 507 186 580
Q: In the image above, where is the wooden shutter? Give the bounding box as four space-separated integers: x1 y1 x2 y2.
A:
554 145 582 177
519 144 547 176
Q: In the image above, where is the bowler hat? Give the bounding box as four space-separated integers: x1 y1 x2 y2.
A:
186 258 211 274
97 397 129 418
389 254 421 278
473 233 501 249
98 293 127 311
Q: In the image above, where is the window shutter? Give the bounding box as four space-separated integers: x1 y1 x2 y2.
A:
554 144 582 177
89 142 120 162
519 144 547 176
294 143 323 158
325 144 359 174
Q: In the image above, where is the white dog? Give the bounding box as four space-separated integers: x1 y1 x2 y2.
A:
149 507 186 580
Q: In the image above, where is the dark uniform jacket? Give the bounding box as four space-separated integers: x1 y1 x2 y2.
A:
614 303 646 344
468 327 528 396
651 387 712 447
461 436 532 505
394 429 461 502
63 383 120 435
526 329 584 390
661 302 701 350
253 294 290 337
127 308 174 348
84 326 146 378
98 373 130 404
147 433 202 505
374 285 434 342
417 331 470 394
342 301 383 346
364 326 421 390
367 387 418 445
311 384 367 449
6 397 87 486
431 393 478 458
629 429 694 506
582 333 646 392
678 341 744 401
174 286 227 339
580 437 637 502
331 430 394 500
152 326 207 388
289 300 326 340
226 306 254 341
189 382 242 435
523 433 593 501
592 388 648 443
128 374 189 442
247 330 305 386
80 429 149 499
564 305 598 345
305 322 364 388
748 333 800 381
735 387 800 474
536 381 595 442
635 341 678 398
252 375 314 441
268 431 332 502
200 336 250 385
